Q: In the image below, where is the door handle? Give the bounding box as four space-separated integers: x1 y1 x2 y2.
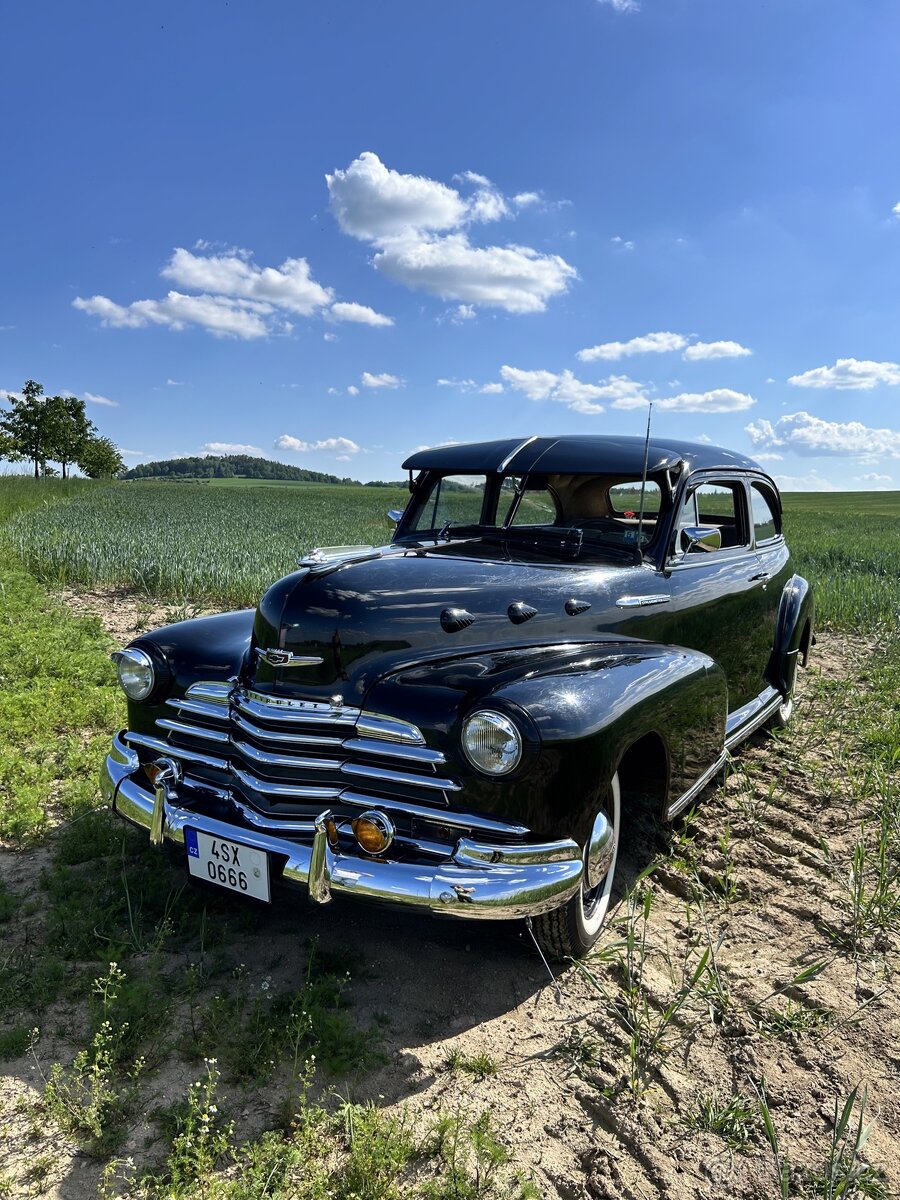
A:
749 571 769 583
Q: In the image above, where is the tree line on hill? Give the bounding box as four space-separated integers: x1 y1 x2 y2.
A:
0 380 124 478
124 454 408 488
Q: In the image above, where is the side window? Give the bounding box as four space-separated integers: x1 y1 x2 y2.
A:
751 483 780 544
504 478 559 527
676 480 749 553
410 476 488 532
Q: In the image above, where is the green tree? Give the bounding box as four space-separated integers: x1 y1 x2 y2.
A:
77 435 124 479
0 380 49 478
44 394 96 480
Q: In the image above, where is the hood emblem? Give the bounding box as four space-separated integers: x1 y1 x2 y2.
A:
256 648 324 668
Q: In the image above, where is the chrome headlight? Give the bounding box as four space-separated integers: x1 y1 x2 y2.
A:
112 648 156 701
461 710 523 776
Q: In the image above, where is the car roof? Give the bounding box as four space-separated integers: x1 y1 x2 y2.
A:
401 434 767 477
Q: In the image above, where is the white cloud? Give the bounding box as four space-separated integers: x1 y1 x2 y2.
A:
373 232 576 314
500 365 649 414
361 371 402 389
788 358 900 390
327 152 468 239
746 411 900 458
275 435 361 454
513 192 541 208
328 301 394 327
201 441 265 456
577 331 687 362
453 304 476 321
326 152 577 314
0 389 21 402
166 378 184 386
480 382 504 394
858 472 892 482
323 332 337 342
73 291 274 339
610 236 635 251
75 245 385 341
597 0 639 11
83 391 119 407
119 449 145 458
893 202 900 218
347 385 359 396
162 246 332 315
683 340 753 361
754 452 784 462
613 388 755 413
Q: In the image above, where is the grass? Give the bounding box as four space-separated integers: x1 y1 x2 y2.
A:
7 478 409 606
1 476 899 1194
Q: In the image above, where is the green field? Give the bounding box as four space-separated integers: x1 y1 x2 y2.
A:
0 475 898 1197
4 478 898 629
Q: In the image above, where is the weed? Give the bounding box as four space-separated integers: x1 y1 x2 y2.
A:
0 1025 31 1059
423 1108 519 1200
163 1060 234 1193
683 1090 758 1149
446 1047 499 1079
40 963 146 1153
756 998 831 1037
577 885 711 1101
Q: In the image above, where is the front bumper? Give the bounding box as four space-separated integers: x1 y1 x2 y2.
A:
102 733 592 920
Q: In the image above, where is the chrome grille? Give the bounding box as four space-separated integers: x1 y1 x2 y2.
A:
124 681 528 852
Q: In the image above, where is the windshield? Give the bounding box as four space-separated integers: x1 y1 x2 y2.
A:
404 471 666 555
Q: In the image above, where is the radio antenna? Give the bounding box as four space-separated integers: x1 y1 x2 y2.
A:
634 401 653 564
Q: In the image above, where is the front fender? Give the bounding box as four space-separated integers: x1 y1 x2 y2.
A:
366 640 727 844
771 574 814 696
125 609 254 736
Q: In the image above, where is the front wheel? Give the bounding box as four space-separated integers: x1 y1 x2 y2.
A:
531 774 621 962
766 690 794 730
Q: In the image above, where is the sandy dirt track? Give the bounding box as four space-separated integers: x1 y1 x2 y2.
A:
1 594 897 1199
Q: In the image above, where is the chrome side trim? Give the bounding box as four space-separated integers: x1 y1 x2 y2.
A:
156 718 230 744
340 761 460 792
123 731 229 772
615 594 671 608
356 712 426 745
725 687 782 749
664 752 728 822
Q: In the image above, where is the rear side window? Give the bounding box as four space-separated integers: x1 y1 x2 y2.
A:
751 483 780 543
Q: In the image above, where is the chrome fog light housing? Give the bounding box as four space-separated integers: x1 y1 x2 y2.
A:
461 710 523 776
112 648 156 701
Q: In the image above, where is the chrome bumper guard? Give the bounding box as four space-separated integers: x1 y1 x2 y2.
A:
102 733 594 920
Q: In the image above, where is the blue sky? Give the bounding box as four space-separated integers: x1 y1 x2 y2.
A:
2 0 900 488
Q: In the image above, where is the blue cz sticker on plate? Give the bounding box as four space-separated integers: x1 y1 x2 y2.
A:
185 828 200 858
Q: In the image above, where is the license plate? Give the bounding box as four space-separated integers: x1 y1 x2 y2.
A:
185 829 270 902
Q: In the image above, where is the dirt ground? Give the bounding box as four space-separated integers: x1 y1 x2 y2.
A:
1 591 897 1199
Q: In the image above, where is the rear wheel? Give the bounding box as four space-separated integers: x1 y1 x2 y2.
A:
532 774 620 961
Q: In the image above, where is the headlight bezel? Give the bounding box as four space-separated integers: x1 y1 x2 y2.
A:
112 647 160 703
460 709 524 777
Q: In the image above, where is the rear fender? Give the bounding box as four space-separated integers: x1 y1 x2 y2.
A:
770 575 814 697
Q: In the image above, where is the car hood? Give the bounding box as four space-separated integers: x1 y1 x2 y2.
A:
249 542 644 703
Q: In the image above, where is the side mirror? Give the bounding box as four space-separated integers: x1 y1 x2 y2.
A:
387 509 404 527
680 524 722 554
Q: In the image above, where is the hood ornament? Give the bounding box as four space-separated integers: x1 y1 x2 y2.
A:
256 648 324 668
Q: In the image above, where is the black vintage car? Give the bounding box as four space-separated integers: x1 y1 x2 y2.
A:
102 435 813 959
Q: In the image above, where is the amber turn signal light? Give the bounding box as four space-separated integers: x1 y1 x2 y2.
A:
351 811 395 855
143 761 165 786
